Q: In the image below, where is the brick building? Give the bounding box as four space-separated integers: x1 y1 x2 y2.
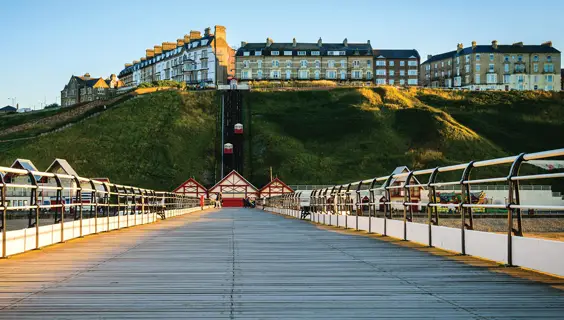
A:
372 49 420 86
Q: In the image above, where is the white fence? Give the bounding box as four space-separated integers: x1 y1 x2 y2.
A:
266 207 564 278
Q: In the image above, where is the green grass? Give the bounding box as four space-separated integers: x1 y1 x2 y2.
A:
0 91 219 191
243 87 510 186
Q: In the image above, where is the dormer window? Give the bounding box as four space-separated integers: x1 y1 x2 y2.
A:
284 51 292 56
340 51 346 55
271 51 280 56
243 51 250 56
255 50 262 56
311 51 320 56
298 51 307 56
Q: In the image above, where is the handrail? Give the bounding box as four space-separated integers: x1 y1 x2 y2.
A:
262 148 564 267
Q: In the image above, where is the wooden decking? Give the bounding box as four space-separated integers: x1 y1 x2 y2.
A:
0 208 562 319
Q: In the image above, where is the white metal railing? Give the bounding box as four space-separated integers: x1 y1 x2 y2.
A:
0 164 212 258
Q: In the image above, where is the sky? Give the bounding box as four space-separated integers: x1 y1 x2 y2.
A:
1 0 563 109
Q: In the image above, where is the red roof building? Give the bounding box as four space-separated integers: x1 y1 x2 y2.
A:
208 170 258 207
259 177 294 198
173 178 208 198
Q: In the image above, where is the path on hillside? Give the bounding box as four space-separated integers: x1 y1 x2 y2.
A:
0 209 562 318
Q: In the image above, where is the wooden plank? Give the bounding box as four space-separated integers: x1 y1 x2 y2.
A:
0 208 562 318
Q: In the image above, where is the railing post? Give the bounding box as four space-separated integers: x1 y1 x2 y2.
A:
25 170 40 249
90 180 97 234
355 182 362 231
368 178 377 234
459 162 474 256
426 168 440 247
1 174 7 258
73 176 83 238
382 175 393 237
53 175 64 243
507 153 525 266
403 171 414 241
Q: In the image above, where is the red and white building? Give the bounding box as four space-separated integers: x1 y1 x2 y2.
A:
258 177 293 198
173 178 208 198
207 170 258 207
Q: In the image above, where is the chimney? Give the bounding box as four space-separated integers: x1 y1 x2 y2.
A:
471 41 477 49
456 43 463 53
427 54 433 60
541 41 553 47
318 37 322 47
266 37 273 47
204 27 211 36
125 63 132 68
189 30 201 40
241 41 247 47
162 42 176 52
367 40 370 45
184 34 191 44
177 39 184 47
214 25 226 41
512 41 523 47
83 73 91 78
343 38 348 47
16 103 19 110
146 49 155 58
292 38 297 47
154 45 162 55
140 57 147 61
133 60 140 64
492 40 498 49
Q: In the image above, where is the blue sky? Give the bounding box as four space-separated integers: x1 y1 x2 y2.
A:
1 0 563 109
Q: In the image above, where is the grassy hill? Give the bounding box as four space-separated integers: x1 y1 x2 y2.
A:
1 87 561 190
0 91 219 190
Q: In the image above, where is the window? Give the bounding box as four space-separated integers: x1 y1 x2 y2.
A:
367 60 371 68
257 70 263 79
298 51 307 56
447 60 451 66
544 64 554 72
465 65 470 73
257 60 262 69
366 71 372 79
465 55 470 63
271 70 281 79
286 70 291 79
376 79 386 85
299 70 309 79
286 60 292 68
400 70 405 76
315 60 320 68
284 51 292 56
243 51 250 56
400 61 405 66
352 71 361 79
487 74 497 84
399 79 405 85
389 70 395 76
504 64 509 73
546 85 553 91
465 75 470 84
242 70 250 79
547 55 552 62
389 61 395 67
300 60 308 67
533 55 539 62
476 54 481 61
340 71 346 80
456 57 460 64
489 54 494 61
314 70 320 80
533 75 538 83
243 60 250 68
271 51 280 56
376 69 386 75
518 55 522 62
340 51 346 56
340 60 346 67
434 63 437 69
408 79 417 85
408 70 417 76
504 55 509 62
353 60 360 67
328 60 335 68
272 60 280 67
327 71 336 79
533 63 538 73
515 64 525 73
376 60 386 66
475 74 480 84
475 64 481 72
488 64 494 72
441 71 444 77
255 51 262 56
389 79 395 85
546 75 553 82
448 70 451 77
311 51 320 56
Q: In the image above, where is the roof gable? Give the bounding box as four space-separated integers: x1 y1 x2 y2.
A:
208 170 258 195
259 178 294 198
5 159 40 181
45 158 78 176
173 177 208 196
